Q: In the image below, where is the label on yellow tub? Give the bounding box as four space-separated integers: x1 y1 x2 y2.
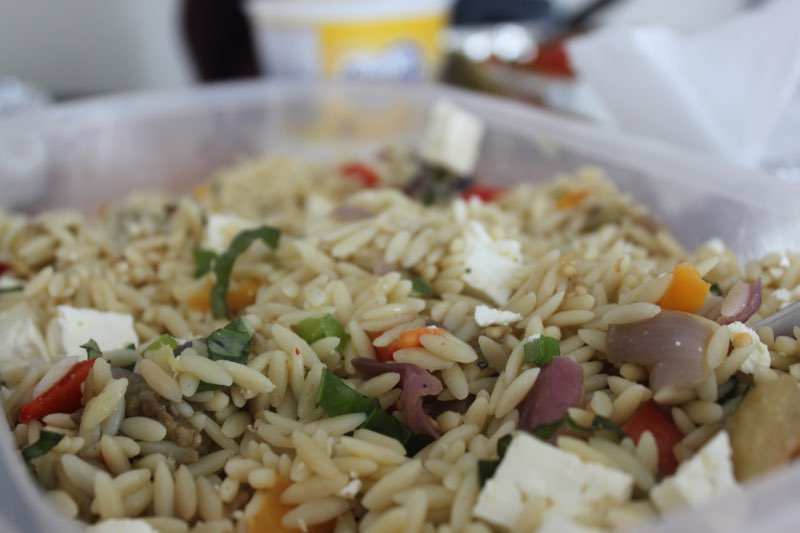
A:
318 14 447 81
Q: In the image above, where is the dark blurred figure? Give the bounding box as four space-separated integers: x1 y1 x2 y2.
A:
183 0 259 81
452 0 552 25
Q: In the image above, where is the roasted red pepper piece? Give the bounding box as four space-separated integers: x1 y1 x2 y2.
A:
461 184 506 203
19 358 98 423
341 162 379 188
0 262 8 276
622 400 684 476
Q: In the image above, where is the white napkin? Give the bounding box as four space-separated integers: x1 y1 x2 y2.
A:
567 0 800 166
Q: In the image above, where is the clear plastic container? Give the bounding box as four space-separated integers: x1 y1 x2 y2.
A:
0 80 799 532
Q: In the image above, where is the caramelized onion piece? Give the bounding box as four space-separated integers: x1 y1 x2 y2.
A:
351 358 443 438
607 310 714 391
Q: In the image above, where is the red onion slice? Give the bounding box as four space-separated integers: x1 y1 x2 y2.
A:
607 310 714 391
331 205 374 221
351 358 443 438
716 279 762 325
518 357 583 431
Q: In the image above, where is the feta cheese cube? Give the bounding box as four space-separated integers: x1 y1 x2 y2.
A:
725 322 771 374
47 306 138 359
474 305 522 327
462 221 523 305
419 100 485 176
650 431 738 513
474 432 633 530
0 304 50 372
86 519 158 533
203 214 259 254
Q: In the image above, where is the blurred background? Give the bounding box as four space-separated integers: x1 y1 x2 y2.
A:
0 0 797 177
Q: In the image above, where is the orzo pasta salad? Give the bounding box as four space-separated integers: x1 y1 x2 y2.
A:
1 140 800 533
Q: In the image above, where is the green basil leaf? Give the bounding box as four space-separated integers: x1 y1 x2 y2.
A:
143 334 179 354
206 318 253 364
410 277 433 297
530 417 567 441
211 225 280 319
404 433 435 456
523 336 560 366
360 409 412 444
295 314 348 348
80 339 102 360
565 413 627 440
316 369 379 417
22 431 64 461
0 285 23 295
193 248 218 278
195 381 225 394
478 459 501 486
709 282 722 296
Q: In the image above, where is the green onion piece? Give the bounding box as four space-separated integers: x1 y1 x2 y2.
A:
410 277 433 297
143 334 179 354
206 318 253 364
709 282 722 296
211 225 280 319
0 285 23 295
316 369 379 417
193 248 218 278
295 314 348 348
523 336 560 366
80 339 102 360
22 431 64 461
195 381 225 394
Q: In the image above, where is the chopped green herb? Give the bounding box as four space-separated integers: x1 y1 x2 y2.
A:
478 459 501 485
125 343 136 350
22 430 64 461
523 336 560 366
709 282 722 296
195 381 225 394
121 363 136 372
143 334 179 354
316 369 379 417
193 248 218 278
316 369 431 455
206 318 253 364
361 409 412 444
295 314 348 348
530 413 627 442
478 434 514 486
410 277 433 297
0 285 23 295
211 225 280 319
80 339 102 360
530 417 565 441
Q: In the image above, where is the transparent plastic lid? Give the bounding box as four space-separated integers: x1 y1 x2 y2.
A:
0 80 799 533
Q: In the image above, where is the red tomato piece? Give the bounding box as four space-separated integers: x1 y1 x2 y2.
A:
622 401 684 476
341 162 379 188
461 184 506 202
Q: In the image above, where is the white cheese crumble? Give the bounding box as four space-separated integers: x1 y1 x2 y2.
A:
46 306 138 359
650 431 738 513
0 304 50 372
473 432 633 530
474 305 522 327
203 213 259 254
338 478 362 499
725 322 771 374
419 100 485 176
462 221 522 306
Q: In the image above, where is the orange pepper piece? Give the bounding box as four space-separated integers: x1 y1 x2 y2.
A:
374 326 445 363
187 278 260 314
247 477 335 533
555 189 588 210
657 263 710 313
